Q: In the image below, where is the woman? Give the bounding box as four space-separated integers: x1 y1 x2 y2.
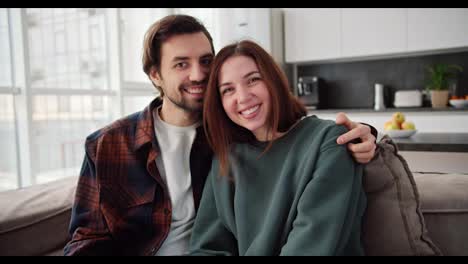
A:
189 40 366 256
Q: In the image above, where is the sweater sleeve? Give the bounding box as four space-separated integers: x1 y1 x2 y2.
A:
189 167 238 256
280 125 366 256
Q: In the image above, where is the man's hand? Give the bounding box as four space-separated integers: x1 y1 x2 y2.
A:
335 112 376 164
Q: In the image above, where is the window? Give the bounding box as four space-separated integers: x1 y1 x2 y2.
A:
0 95 18 191
24 8 114 185
119 8 172 85
0 8 228 192
26 8 109 91
175 8 221 53
0 9 19 191
31 95 113 184
0 9 12 87
122 95 156 116
119 8 172 115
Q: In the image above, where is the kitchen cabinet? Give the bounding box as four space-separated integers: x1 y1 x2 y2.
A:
407 8 468 52
218 8 272 54
284 8 341 63
285 8 468 63
341 8 406 58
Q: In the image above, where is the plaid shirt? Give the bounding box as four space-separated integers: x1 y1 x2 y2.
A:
64 98 213 256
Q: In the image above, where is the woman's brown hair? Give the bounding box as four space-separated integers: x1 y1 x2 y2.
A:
203 40 307 176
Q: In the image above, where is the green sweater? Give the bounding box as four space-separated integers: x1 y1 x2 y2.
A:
189 116 366 256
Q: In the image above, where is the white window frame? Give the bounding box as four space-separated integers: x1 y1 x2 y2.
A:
0 86 20 94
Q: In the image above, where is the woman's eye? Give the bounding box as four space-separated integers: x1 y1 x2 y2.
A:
221 87 233 95
248 77 260 85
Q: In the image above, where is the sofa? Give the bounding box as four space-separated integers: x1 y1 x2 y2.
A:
0 172 467 256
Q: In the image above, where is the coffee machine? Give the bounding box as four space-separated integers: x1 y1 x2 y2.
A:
297 76 322 109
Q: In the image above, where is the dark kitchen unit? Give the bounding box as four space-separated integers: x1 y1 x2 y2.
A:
292 50 468 110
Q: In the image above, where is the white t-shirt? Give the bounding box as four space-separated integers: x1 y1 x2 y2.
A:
152 107 199 256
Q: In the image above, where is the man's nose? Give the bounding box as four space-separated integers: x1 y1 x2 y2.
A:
189 63 207 83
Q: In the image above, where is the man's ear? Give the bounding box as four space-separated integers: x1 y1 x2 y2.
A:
149 67 163 87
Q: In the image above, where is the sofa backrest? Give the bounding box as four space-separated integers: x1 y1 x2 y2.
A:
362 135 441 256
0 176 77 256
414 173 468 256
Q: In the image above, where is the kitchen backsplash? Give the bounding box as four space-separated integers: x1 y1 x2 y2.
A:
296 51 468 109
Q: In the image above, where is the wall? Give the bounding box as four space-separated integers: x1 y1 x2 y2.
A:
297 51 468 109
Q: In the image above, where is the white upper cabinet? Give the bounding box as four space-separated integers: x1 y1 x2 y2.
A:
341 8 406 58
407 8 468 52
217 8 272 54
284 8 341 63
285 8 468 63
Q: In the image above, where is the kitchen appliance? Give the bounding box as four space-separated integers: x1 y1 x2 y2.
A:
297 76 322 108
374 83 386 111
394 90 422 108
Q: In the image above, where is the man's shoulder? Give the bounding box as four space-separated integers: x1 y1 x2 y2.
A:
85 111 143 147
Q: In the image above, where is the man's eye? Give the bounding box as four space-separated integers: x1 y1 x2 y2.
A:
175 62 187 69
201 58 212 66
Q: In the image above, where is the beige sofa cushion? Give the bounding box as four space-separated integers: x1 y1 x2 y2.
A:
362 135 441 256
414 173 468 256
0 176 77 256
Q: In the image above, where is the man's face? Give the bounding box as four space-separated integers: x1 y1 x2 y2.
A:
150 32 214 113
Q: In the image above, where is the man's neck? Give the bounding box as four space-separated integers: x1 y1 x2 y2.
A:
159 99 201 127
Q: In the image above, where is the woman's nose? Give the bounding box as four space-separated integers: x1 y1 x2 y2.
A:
237 86 252 105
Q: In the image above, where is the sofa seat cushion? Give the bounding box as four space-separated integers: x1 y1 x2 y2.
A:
414 173 468 256
0 176 78 256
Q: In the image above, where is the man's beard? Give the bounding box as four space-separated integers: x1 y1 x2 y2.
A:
165 82 205 113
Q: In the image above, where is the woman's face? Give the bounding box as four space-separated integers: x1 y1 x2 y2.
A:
218 55 271 141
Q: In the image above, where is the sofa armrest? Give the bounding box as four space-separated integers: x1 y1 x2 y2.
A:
0 176 78 256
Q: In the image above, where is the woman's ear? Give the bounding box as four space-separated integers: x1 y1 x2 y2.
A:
149 67 163 87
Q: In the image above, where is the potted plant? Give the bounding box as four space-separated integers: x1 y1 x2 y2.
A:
425 63 463 108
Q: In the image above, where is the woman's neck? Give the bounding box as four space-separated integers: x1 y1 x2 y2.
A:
254 130 285 142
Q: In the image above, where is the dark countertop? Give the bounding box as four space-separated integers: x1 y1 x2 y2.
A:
308 107 468 114
392 133 468 152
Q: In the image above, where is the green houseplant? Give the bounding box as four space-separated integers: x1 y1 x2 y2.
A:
425 63 463 108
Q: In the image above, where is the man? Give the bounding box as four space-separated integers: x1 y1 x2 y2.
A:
64 14 377 256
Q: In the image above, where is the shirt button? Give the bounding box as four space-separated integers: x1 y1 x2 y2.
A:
164 208 171 215
150 248 156 254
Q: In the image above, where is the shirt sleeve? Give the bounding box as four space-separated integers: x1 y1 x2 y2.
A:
63 142 115 256
280 126 366 256
188 167 238 256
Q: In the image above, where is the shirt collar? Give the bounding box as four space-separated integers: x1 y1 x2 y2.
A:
134 97 163 151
